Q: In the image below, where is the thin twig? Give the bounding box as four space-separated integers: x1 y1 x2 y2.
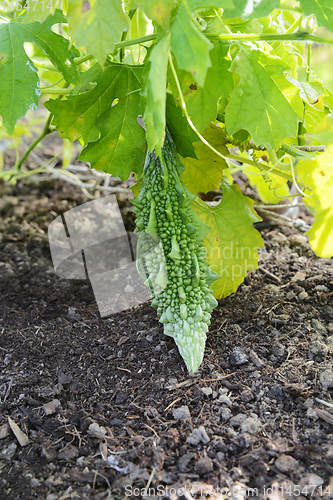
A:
16 113 54 170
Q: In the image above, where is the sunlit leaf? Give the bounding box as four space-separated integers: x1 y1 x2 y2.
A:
193 179 264 298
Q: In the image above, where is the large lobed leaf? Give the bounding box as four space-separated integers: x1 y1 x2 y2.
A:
45 64 146 180
193 180 264 299
0 11 78 134
225 49 303 149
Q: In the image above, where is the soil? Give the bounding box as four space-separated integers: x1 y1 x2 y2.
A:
1 139 333 500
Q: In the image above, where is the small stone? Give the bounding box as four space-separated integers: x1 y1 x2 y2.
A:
194 457 213 476
229 413 247 428
0 424 10 439
46 494 58 500
306 408 318 421
275 454 299 473
58 445 79 461
240 389 253 403
219 408 232 421
4 354 12 365
319 370 333 391
249 350 265 368
58 371 73 385
0 442 17 460
67 306 81 321
201 387 213 397
271 342 285 358
124 284 134 293
309 341 328 359
53 383 63 395
298 290 308 301
186 426 210 446
167 377 178 386
314 285 329 293
30 478 41 488
218 395 232 406
268 384 284 400
299 474 324 490
115 391 128 404
43 400 61 416
110 418 122 427
240 417 262 435
291 270 307 282
178 452 195 472
264 284 281 295
229 347 248 366
173 405 190 421
290 234 308 248
311 319 327 335
326 336 333 354
303 398 314 410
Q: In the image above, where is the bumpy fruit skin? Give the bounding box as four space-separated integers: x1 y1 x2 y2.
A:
133 133 218 372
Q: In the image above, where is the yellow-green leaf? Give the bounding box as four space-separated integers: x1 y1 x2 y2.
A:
298 144 333 257
132 0 176 30
244 167 290 204
181 125 229 194
193 180 264 299
67 0 129 64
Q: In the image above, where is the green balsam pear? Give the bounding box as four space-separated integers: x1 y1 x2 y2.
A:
133 133 218 372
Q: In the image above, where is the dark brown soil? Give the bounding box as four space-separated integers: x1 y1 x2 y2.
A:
1 147 333 500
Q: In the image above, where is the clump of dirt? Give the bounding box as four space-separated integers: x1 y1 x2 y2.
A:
1 173 333 500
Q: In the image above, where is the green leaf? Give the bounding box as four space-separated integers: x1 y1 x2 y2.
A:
187 0 234 10
225 49 302 149
132 0 176 29
298 0 333 32
45 64 143 144
165 94 197 158
79 91 146 179
143 33 171 154
67 0 129 64
223 0 280 19
298 145 333 257
46 63 146 180
169 41 234 133
193 179 264 299
23 1 58 23
0 11 78 134
309 114 333 145
181 125 229 194
170 4 213 87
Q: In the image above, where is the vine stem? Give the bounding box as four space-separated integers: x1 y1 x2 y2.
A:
114 31 333 50
16 113 53 170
